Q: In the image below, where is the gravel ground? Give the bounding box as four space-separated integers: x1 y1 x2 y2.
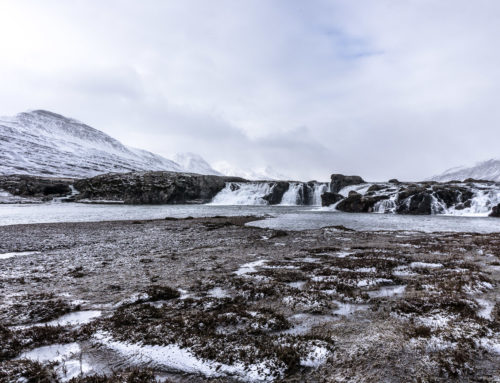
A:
0 216 499 382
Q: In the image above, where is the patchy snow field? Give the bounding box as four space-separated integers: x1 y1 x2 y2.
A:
0 216 499 382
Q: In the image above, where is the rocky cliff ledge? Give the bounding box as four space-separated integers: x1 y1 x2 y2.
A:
0 175 73 201
73 171 246 204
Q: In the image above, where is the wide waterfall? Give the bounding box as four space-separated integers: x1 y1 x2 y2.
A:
210 181 329 206
210 182 274 205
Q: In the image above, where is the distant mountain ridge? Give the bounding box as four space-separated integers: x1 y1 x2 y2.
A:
0 110 220 178
430 159 500 182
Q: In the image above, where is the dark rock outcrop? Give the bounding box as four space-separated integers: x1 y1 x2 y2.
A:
330 174 365 193
263 182 290 205
489 203 500 217
396 190 433 215
0 175 72 200
321 192 344 207
73 171 245 204
336 194 389 213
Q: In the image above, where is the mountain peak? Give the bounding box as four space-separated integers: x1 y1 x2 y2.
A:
0 110 219 178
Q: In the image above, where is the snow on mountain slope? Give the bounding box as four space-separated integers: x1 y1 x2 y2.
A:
174 153 222 176
430 159 500 182
0 110 216 178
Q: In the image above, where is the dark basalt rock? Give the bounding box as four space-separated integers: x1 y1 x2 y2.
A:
336 193 389 213
432 185 473 207
489 203 500 217
263 182 290 205
330 174 365 193
396 191 433 215
321 192 344 207
388 179 400 184
73 171 246 204
0 175 72 199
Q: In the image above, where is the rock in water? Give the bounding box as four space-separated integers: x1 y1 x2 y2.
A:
262 182 290 205
490 203 500 217
321 192 344 207
330 174 365 193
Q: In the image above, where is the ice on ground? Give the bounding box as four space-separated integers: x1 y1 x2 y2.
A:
355 267 376 273
207 287 230 298
18 342 92 381
368 285 406 298
235 259 268 276
410 262 443 269
94 332 281 382
476 298 495 320
288 281 307 289
332 301 369 316
0 251 39 260
46 311 102 326
392 266 417 277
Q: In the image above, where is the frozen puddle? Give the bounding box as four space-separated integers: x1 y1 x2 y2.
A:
235 259 268 276
207 287 230 298
17 311 102 329
18 343 93 381
95 332 282 382
0 251 39 260
332 301 369 316
368 285 406 298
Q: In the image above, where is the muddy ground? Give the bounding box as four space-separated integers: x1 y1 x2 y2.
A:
0 216 499 382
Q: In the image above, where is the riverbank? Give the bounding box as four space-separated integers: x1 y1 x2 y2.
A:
0 217 499 382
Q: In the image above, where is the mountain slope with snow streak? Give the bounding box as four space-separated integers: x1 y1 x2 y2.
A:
0 110 218 178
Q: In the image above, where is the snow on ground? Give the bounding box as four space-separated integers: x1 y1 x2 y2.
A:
94 332 282 382
410 262 443 269
0 251 39 260
235 260 268 276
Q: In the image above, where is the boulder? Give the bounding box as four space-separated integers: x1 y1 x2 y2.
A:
74 171 246 204
336 194 388 213
396 190 433 215
388 179 400 184
263 182 290 205
330 174 365 193
489 203 500 217
321 192 344 207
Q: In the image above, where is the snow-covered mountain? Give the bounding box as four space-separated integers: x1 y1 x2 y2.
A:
213 162 290 181
430 159 500 182
0 110 219 178
174 153 222 176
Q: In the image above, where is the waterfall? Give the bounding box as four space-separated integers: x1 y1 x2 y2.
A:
209 182 275 205
311 183 328 206
373 194 397 213
210 181 329 206
279 183 303 205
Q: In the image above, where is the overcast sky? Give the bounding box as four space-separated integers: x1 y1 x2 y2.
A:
1 0 499 181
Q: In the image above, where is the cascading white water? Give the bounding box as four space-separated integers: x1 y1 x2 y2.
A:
211 181 330 206
279 183 303 205
373 194 398 214
311 183 328 206
445 187 500 216
209 182 274 205
430 194 447 215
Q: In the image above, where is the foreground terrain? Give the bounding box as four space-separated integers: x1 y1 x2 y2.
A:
0 216 499 382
